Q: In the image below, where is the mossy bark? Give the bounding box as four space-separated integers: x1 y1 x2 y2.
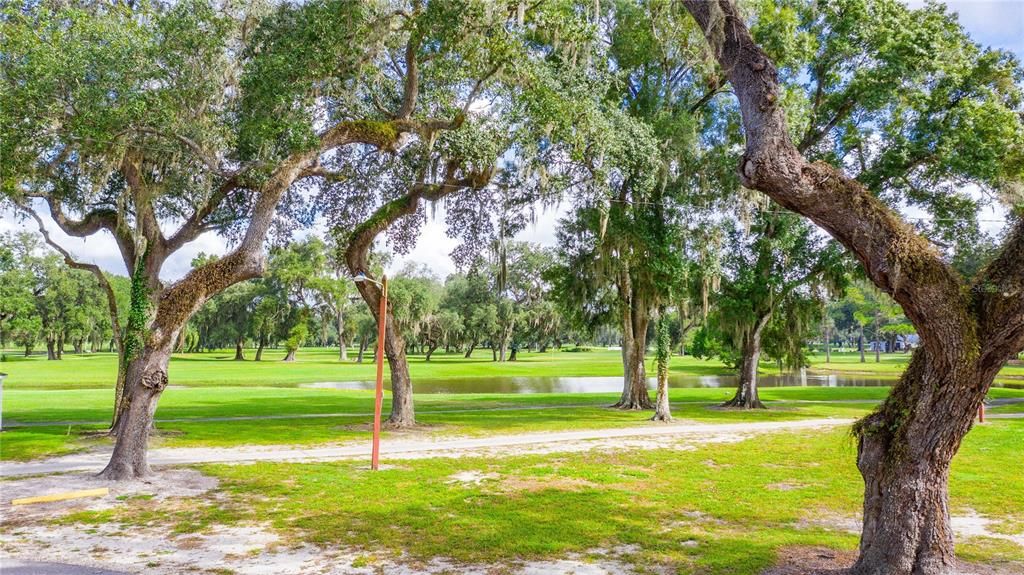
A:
651 311 673 422
680 2 1024 572
99 345 171 480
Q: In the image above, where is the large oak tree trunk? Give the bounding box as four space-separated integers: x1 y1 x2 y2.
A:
234 338 245 361
99 346 171 480
679 3 1024 573
614 306 652 410
723 315 769 409
850 349 995 575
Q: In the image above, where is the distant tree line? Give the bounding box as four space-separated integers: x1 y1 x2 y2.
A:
0 233 128 359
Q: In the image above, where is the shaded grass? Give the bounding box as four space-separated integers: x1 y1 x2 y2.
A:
54 421 1024 574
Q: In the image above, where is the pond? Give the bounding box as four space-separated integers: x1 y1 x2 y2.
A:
299 372 929 394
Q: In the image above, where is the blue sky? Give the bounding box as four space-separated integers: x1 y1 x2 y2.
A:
912 1 1024 59
3 1 1022 280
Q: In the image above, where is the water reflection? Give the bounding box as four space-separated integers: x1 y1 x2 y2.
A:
296 372 987 394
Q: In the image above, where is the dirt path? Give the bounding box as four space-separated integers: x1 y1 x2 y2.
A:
0 418 854 477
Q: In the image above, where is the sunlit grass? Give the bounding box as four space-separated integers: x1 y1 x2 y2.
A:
52 421 1024 573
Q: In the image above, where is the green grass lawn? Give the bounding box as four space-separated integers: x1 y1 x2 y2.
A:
5 383 1023 461
2 347 1020 391
53 420 1024 574
2 347 705 389
0 387 881 461
3 347 1023 461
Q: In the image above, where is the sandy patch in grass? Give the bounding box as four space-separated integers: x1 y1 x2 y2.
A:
0 517 648 575
765 481 812 491
953 511 1024 548
762 545 1024 575
795 509 1024 550
445 470 499 485
497 475 599 494
0 469 217 524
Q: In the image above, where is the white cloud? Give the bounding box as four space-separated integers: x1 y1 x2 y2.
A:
384 201 571 279
905 1 1024 56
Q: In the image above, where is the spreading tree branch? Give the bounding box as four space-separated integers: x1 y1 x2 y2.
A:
680 0 971 362
23 209 123 355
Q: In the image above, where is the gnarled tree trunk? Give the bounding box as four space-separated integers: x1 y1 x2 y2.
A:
234 338 245 361
680 2 1024 572
348 273 415 427
342 162 491 428
345 198 418 427
99 345 171 479
848 343 1011 575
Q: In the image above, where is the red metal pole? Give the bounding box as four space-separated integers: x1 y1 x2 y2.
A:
371 276 387 471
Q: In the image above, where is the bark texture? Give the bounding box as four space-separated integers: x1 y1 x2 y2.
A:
612 271 654 409
680 2 1024 573
722 314 769 409
99 345 171 479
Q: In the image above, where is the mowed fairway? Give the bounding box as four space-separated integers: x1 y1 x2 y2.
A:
2 348 1023 462
2 348 1023 572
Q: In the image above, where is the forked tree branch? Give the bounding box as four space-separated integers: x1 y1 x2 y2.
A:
974 218 1024 369
680 0 972 362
